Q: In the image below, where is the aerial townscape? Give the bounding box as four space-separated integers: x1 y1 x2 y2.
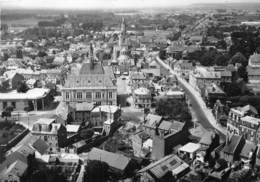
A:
1 0 260 182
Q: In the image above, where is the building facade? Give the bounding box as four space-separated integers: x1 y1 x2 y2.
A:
62 44 117 107
31 118 67 153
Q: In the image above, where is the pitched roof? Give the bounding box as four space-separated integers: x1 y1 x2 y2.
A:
223 135 243 154
88 148 131 171
144 114 162 128
75 102 95 111
79 62 104 74
158 121 173 131
199 131 215 146
240 141 257 159
1 160 28 177
32 138 49 155
64 74 116 88
138 154 186 179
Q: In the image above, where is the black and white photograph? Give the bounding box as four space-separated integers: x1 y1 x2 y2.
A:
1 0 260 181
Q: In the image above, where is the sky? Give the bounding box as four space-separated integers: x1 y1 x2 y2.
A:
1 0 259 9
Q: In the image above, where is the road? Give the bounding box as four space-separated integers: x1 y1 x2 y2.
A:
15 96 67 130
156 56 227 139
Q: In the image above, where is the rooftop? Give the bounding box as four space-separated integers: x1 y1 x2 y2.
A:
35 118 56 125
223 135 243 154
0 88 50 101
241 116 260 126
178 143 201 153
138 154 186 179
88 148 131 171
66 124 80 133
134 87 150 95
92 105 120 113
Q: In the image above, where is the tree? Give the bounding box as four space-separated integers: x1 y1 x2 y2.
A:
159 49 167 60
155 98 191 121
237 66 248 82
79 128 94 139
16 49 23 58
0 80 10 92
1 106 13 121
66 112 74 124
17 81 29 93
229 52 248 67
84 160 109 182
214 54 229 66
38 51 48 58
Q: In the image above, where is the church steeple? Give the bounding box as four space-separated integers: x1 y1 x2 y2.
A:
89 43 94 69
121 17 126 36
119 17 126 48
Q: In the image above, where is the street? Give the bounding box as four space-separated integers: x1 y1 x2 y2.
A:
156 56 227 139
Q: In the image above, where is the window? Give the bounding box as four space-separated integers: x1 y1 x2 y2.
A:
76 92 82 99
96 101 101 106
86 92 92 99
96 92 101 99
66 92 70 99
108 92 113 99
11 102 16 108
3 102 7 109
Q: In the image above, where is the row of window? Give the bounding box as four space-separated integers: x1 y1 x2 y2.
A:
2 102 16 109
65 91 113 100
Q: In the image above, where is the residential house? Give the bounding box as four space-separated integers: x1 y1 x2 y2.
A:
131 131 151 157
141 60 161 77
31 118 67 153
247 53 260 84
178 142 201 160
130 71 148 88
133 87 151 108
204 83 226 107
227 105 258 136
138 154 190 182
143 114 162 136
221 135 245 163
152 121 189 160
189 66 222 94
240 141 257 166
240 116 260 144
70 102 95 124
90 105 121 127
0 160 27 182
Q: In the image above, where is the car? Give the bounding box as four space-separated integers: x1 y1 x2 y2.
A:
122 77 126 80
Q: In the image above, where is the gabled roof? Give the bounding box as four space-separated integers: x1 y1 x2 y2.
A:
240 141 257 159
32 138 49 155
138 154 186 179
222 135 243 155
144 114 162 128
75 102 95 111
79 62 104 75
158 121 173 131
64 74 116 88
88 148 131 171
1 160 28 177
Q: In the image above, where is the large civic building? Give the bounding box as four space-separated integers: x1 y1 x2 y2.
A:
61 43 117 107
